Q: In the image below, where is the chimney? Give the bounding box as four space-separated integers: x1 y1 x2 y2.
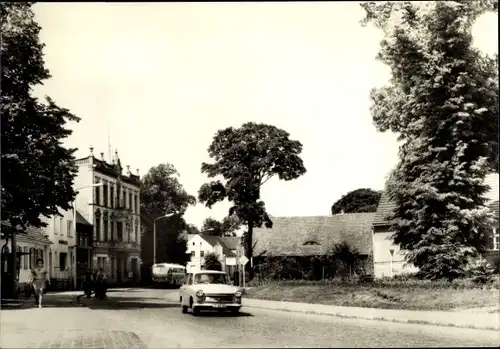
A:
89 146 94 156
126 165 131 175
136 168 140 176
100 152 105 161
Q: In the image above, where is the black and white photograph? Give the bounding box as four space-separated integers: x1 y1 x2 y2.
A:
1 1 498 348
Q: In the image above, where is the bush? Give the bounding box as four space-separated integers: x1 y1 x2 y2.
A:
469 260 496 285
204 252 222 271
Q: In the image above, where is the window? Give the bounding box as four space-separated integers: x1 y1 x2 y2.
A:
110 186 114 208
129 193 132 211
59 252 67 270
60 217 63 235
103 184 108 207
117 222 123 241
111 221 115 240
192 242 195 246
104 219 109 241
67 220 73 236
23 246 28 269
95 217 101 241
135 223 139 243
493 228 499 250
122 190 126 208
191 251 195 258
303 240 320 246
16 246 21 268
135 195 138 213
200 251 205 257
29 248 35 268
95 185 101 206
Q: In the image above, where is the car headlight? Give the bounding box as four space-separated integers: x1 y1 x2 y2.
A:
234 290 242 298
196 290 204 297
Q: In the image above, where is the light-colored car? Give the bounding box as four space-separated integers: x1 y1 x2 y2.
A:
179 270 243 316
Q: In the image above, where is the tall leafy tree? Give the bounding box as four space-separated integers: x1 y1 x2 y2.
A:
331 188 382 215
141 163 196 265
141 163 196 216
198 122 306 278
201 216 241 236
361 1 498 280
1 2 80 230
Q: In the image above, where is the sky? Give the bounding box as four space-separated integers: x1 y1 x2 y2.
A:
32 2 498 229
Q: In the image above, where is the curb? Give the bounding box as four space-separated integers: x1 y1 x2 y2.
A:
242 303 499 332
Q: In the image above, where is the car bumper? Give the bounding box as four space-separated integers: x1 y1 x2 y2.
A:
193 302 241 310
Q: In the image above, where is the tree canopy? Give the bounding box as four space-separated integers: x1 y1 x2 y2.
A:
1 2 80 230
141 163 196 217
201 216 241 236
198 122 306 277
331 188 382 215
361 1 498 280
141 163 196 265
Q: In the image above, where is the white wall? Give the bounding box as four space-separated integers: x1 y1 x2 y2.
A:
372 230 419 278
186 235 217 267
42 209 77 281
0 238 49 284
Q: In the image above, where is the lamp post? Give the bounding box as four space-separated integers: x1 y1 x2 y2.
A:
153 212 178 265
389 249 395 278
72 183 104 288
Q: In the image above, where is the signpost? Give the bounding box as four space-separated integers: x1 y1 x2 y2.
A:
239 255 249 288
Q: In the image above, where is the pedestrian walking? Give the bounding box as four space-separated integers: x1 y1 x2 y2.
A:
28 258 50 308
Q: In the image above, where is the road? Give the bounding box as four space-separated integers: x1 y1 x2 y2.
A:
90 288 499 348
1 288 498 348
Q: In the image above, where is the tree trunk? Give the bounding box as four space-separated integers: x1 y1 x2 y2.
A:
246 220 254 279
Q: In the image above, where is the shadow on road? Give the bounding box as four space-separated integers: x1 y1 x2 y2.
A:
78 296 179 310
1 293 82 310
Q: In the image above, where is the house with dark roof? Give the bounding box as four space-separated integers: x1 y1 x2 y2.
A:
251 213 376 278
372 173 500 278
1 221 52 292
186 233 241 274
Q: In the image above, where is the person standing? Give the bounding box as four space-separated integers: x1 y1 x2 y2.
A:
28 258 50 308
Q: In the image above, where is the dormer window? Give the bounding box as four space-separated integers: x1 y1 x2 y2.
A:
303 240 320 246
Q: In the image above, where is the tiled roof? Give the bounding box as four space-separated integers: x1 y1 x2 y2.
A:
252 213 375 257
76 211 92 226
0 221 52 244
373 172 500 227
219 236 239 251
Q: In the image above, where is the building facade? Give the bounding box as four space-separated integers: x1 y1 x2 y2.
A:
186 233 241 274
40 209 78 290
1 223 51 294
372 172 500 278
74 148 142 284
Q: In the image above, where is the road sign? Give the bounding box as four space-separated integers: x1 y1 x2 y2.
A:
239 255 249 266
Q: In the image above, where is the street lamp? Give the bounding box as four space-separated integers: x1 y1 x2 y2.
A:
72 183 104 288
153 212 178 265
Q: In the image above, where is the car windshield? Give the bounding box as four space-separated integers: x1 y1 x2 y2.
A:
194 273 228 284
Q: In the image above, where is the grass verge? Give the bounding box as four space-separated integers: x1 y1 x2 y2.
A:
244 279 500 311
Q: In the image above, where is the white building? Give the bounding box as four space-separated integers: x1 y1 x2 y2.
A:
0 223 51 287
40 208 78 289
186 234 240 274
73 147 142 284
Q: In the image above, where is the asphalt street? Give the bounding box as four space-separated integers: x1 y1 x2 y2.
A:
91 288 499 348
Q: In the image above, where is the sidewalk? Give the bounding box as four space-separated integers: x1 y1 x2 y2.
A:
241 298 500 331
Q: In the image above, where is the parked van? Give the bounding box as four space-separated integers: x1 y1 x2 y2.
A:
152 263 186 288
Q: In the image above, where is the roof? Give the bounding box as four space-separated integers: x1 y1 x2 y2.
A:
76 211 92 226
373 172 500 227
198 234 239 257
0 221 52 245
252 213 375 257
